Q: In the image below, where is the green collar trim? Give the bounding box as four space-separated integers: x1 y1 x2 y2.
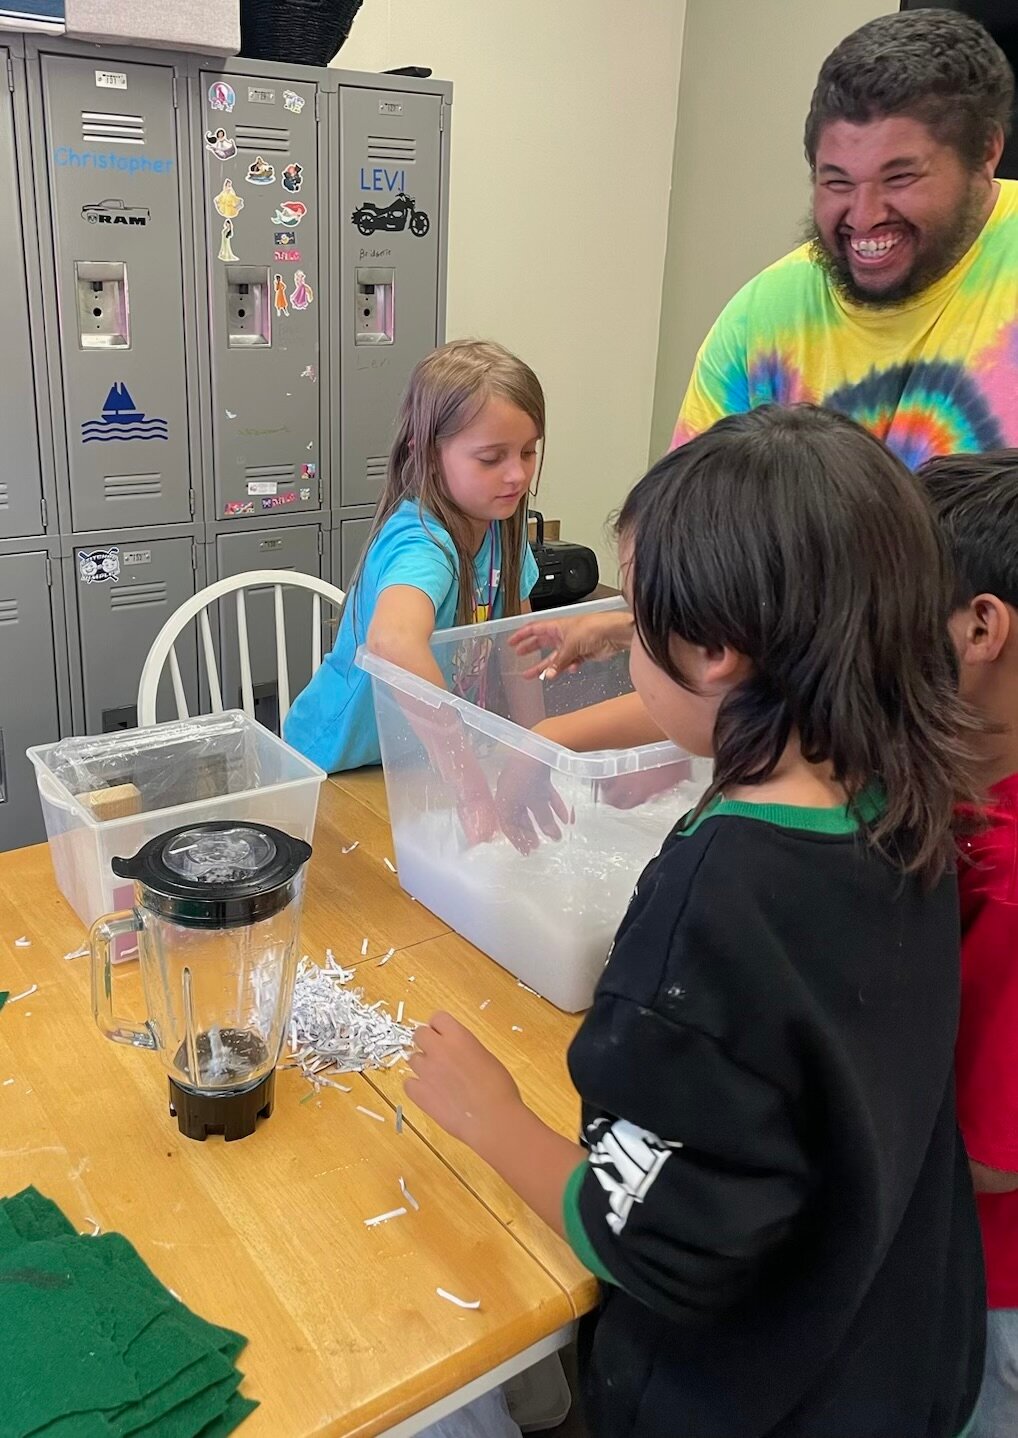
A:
683 788 885 838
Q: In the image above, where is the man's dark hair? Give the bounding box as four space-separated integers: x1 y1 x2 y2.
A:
920 450 1018 610
804 9 1015 171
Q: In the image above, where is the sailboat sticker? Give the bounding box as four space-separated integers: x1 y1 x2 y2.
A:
81 382 169 443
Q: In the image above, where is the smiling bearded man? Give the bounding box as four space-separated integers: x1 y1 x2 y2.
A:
672 9 1018 469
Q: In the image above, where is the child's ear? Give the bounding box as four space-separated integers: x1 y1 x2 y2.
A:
699 644 752 691
956 595 1011 666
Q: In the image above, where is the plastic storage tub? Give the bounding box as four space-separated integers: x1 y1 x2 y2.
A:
28 711 326 937
358 599 712 1011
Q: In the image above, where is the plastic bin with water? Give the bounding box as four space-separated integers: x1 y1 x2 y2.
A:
28 712 326 949
358 599 711 1011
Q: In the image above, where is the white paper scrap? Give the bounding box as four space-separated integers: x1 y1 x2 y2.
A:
356 1104 386 1124
384 857 396 873
436 1287 481 1310
14 937 30 948
8 985 37 1004
398 1176 420 1211
363 1206 407 1227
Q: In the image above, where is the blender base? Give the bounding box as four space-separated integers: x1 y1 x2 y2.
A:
168 1069 275 1141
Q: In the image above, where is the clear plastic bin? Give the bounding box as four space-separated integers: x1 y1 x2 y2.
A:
27 712 326 943
358 599 712 1011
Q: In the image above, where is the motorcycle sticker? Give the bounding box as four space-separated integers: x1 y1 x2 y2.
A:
290 270 313 311
205 128 237 162
271 201 306 227
281 162 304 194
218 217 238 262
214 179 244 219
224 500 255 517
283 90 305 115
273 273 289 318
78 546 120 585
245 155 275 185
351 191 430 239
208 81 235 113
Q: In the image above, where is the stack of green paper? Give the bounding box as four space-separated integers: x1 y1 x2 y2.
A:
0 1188 257 1437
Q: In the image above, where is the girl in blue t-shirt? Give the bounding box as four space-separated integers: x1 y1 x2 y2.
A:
284 339 543 835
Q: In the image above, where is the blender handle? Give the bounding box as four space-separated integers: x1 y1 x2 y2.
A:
89 910 157 1051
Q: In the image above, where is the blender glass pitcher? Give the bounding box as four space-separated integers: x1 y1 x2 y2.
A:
90 820 312 1140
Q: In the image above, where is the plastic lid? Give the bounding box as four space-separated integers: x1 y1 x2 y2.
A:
112 820 312 929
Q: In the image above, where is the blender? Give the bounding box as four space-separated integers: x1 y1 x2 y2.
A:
89 820 312 1140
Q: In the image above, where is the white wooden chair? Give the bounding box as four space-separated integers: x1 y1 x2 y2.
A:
136 571 346 729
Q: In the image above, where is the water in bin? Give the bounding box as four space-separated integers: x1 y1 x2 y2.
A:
89 820 312 1141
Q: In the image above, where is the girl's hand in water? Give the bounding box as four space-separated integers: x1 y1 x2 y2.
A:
494 751 573 855
508 610 635 681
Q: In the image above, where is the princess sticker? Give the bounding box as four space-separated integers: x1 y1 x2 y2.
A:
205 128 237 161
245 155 275 185
274 273 289 318
218 217 237 262
290 270 313 311
281 162 304 194
214 179 244 218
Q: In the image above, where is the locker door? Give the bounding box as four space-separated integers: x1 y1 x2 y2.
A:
41 54 192 531
200 70 323 521
339 88 442 507
0 49 45 540
216 525 321 733
0 553 61 850
73 537 199 732
332 517 371 586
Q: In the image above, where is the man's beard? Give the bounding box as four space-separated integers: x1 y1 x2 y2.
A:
804 183 988 309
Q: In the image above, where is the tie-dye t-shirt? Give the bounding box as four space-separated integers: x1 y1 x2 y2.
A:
673 179 1018 468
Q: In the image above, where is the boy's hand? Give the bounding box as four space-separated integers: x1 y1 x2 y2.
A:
494 751 573 854
509 611 635 681
407 1011 523 1149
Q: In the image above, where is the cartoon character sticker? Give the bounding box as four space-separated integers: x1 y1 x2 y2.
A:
300 488 311 501
224 500 255 517
281 162 303 194
208 81 235 113
300 364 317 383
283 90 305 115
205 128 237 161
78 546 121 584
301 463 317 481
218 217 237 262
214 179 244 218
262 492 297 510
290 270 313 311
273 273 289 318
245 155 275 185
274 228 296 247
270 201 306 227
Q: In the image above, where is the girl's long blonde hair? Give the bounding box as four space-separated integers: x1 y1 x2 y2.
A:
350 339 545 627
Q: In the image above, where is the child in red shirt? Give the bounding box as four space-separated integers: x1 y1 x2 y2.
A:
923 452 1018 1438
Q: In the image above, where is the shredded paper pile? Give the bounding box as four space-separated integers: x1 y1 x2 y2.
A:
285 955 414 1091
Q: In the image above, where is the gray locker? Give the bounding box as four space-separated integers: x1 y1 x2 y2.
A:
40 52 193 532
200 68 323 522
332 516 372 586
214 524 322 733
69 535 200 732
1 48 46 540
339 87 443 507
0 552 63 848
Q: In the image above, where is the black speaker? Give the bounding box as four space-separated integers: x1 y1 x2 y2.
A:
527 511 600 611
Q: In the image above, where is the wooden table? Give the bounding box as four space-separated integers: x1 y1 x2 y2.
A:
0 773 595 1437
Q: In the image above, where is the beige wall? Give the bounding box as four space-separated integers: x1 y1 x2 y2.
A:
336 1 687 573
649 0 891 459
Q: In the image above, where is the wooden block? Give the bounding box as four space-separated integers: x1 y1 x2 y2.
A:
77 782 142 822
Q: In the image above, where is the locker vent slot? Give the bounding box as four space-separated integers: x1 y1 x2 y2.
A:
235 125 290 154
110 581 168 610
367 135 416 164
244 463 296 482
82 111 146 146
0 598 18 628
103 473 162 501
365 455 387 485
0 482 8 511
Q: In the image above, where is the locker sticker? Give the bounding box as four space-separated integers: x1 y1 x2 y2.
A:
274 228 297 247
290 270 313 311
209 81 236 113
262 492 297 510
78 547 120 585
247 481 278 496
81 198 149 227
224 500 255 517
82 382 168 444
301 463 317 481
218 217 238 262
214 180 244 218
273 274 288 318
245 155 276 186
271 201 306 227
300 488 311 501
352 192 430 238
95 71 128 90
205 129 237 162
300 364 317 383
274 247 300 263
281 163 304 194
283 90 306 115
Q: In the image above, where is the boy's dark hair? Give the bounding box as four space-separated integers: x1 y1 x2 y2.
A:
804 10 1015 172
920 450 1018 610
617 405 979 885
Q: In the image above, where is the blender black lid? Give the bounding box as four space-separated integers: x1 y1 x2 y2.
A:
112 821 312 929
